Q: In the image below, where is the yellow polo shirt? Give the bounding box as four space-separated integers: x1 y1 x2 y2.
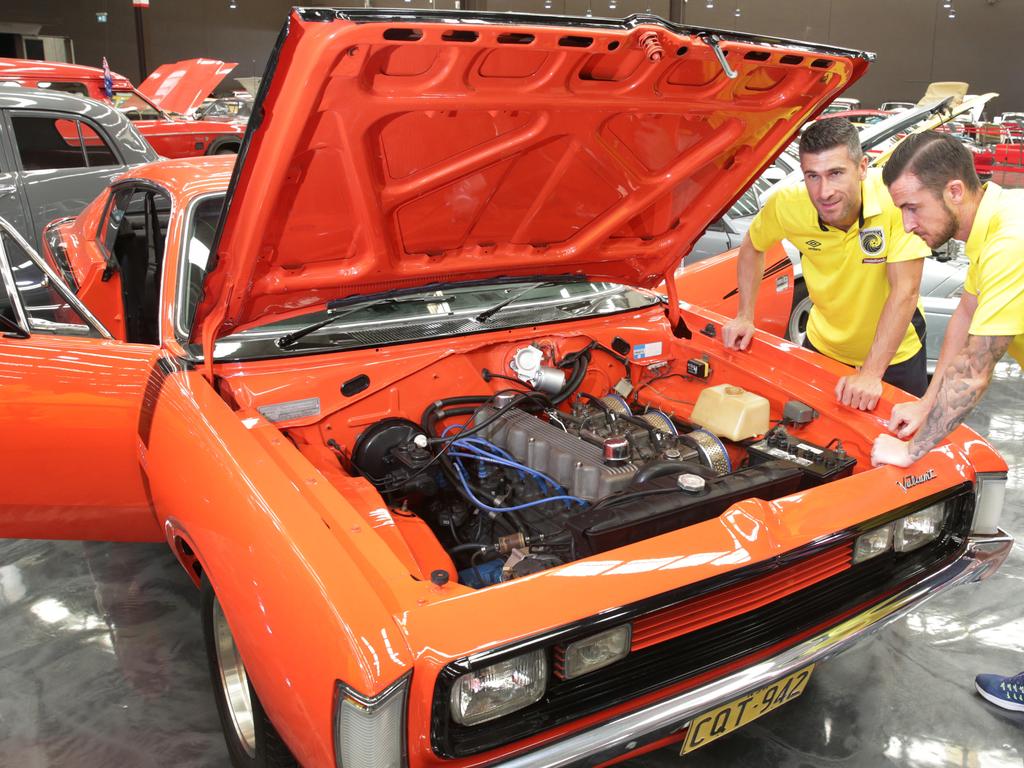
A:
749 168 930 366
963 182 1024 365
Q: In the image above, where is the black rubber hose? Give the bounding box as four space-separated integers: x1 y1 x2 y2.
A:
420 395 490 431
425 391 550 444
550 351 590 405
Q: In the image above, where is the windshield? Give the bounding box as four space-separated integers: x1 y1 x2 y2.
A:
176 196 659 362
110 89 163 120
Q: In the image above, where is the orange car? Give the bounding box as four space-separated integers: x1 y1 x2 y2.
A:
1 10 1013 768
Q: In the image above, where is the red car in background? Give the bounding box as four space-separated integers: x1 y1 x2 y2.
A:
0 57 245 157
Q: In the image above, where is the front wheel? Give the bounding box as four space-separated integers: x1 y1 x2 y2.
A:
786 279 812 345
201 577 298 768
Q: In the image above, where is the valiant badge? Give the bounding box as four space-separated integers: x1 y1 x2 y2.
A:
860 226 886 259
896 468 937 492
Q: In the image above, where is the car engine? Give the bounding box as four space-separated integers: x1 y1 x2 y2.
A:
349 345 855 588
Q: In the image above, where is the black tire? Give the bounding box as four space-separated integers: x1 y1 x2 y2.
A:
786 279 812 345
209 142 240 155
200 577 299 768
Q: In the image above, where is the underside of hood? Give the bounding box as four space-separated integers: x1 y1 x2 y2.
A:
139 58 238 114
191 9 870 346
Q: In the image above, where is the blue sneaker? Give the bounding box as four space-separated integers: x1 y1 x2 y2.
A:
975 671 1024 711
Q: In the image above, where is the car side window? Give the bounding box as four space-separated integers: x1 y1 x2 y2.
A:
0 230 99 337
40 81 90 98
177 195 224 338
10 114 119 171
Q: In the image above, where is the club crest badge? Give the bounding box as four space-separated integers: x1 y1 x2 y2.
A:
860 227 886 259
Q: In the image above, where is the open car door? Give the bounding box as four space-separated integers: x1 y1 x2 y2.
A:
0 218 163 541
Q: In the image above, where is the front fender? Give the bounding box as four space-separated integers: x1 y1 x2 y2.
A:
144 367 415 767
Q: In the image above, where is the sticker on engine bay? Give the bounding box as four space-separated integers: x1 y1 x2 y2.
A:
632 341 663 360
257 397 321 423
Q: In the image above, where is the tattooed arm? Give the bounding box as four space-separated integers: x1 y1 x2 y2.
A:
872 333 1012 467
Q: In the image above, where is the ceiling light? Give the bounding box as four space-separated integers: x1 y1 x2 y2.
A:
227 0 237 8
734 5 741 15
95 10 108 22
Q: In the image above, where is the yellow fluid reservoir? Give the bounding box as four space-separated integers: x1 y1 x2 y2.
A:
690 384 770 441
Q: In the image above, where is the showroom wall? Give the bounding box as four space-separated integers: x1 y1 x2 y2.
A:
3 0 1022 113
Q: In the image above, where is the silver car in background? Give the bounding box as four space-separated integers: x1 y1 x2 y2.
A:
0 87 157 252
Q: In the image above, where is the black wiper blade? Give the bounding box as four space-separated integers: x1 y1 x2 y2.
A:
276 294 456 349
475 280 578 323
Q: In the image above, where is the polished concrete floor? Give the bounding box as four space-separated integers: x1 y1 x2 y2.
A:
1 363 1022 767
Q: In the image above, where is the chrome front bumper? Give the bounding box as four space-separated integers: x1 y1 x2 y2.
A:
494 530 1013 768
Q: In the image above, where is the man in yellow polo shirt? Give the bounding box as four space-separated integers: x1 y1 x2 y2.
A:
869 130 1024 715
872 130 1024 469
723 118 930 408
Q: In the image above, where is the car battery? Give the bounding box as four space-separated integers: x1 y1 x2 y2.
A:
746 428 856 488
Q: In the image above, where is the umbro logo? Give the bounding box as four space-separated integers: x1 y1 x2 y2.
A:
805 240 822 251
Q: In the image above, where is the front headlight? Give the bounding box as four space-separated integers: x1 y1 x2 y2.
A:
334 675 408 768
450 650 547 726
894 503 946 552
853 523 893 564
973 472 1007 534
560 625 631 680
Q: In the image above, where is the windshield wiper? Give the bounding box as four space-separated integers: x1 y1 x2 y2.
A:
276 294 456 349
475 280 582 323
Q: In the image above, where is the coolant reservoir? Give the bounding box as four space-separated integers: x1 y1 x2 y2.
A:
690 384 770 441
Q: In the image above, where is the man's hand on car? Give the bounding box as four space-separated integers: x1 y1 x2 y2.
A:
887 399 931 438
871 433 915 467
722 317 756 350
835 371 883 410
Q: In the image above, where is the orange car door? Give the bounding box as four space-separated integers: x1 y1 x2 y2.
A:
0 220 162 541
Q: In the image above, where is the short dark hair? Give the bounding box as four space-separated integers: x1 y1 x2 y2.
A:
799 117 862 161
882 130 982 196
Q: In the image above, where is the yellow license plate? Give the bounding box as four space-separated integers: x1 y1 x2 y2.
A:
681 664 814 755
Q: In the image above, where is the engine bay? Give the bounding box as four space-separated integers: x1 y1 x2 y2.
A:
255 332 859 589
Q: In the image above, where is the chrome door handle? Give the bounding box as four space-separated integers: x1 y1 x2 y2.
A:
0 184 16 197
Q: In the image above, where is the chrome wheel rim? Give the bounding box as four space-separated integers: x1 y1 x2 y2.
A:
213 598 257 758
788 295 813 345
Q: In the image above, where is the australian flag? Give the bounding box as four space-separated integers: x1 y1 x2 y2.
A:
101 57 113 99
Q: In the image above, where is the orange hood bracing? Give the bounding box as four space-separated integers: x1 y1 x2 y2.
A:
190 8 871 354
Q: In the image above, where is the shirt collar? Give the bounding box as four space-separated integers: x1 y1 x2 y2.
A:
860 171 883 220
966 182 1002 259
817 193 866 232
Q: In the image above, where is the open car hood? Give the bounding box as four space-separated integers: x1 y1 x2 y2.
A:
138 58 237 115
191 9 870 346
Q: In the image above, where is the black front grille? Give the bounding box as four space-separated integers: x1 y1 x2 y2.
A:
432 486 974 758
